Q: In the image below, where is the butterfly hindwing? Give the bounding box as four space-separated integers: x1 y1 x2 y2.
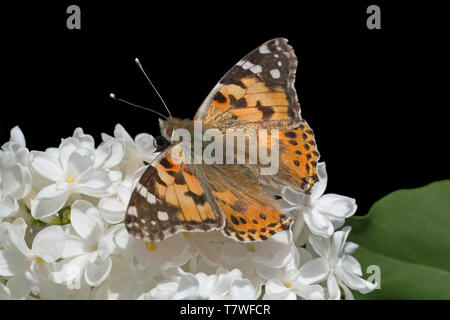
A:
198 163 291 242
194 38 301 130
125 147 223 242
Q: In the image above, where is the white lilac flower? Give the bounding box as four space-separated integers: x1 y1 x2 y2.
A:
263 268 324 300
28 136 113 219
72 128 125 186
142 267 255 300
0 221 65 299
0 282 12 299
0 127 32 218
194 268 256 300
101 124 158 180
51 200 121 287
298 226 377 299
145 268 199 300
218 231 296 281
0 124 374 300
263 247 324 300
97 165 147 224
92 255 156 300
282 163 357 238
133 233 191 271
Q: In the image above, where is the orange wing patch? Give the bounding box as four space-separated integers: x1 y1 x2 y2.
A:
195 38 301 130
211 188 291 242
257 119 319 193
125 148 223 242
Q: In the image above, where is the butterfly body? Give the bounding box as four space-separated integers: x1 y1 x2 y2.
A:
126 38 320 243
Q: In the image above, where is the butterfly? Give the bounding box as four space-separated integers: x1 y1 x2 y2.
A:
125 38 319 242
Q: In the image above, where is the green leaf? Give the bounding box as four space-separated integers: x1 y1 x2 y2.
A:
348 180 450 299
49 206 71 226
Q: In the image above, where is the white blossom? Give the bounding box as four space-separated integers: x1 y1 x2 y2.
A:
0 124 375 300
101 124 158 180
29 136 113 219
282 163 357 238
0 127 32 218
298 226 377 299
51 200 121 287
0 220 65 299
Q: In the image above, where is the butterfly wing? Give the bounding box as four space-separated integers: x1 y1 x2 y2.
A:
195 163 290 241
194 38 301 130
125 146 224 242
196 37 320 193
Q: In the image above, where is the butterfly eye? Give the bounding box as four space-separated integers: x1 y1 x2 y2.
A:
154 135 170 152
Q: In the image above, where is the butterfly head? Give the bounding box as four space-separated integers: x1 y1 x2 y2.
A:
156 117 194 152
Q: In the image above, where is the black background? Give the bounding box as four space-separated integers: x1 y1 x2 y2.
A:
1 1 448 216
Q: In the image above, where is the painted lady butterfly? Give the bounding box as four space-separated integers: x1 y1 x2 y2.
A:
125 38 319 242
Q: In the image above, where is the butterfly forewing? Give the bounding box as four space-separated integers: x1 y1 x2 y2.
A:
195 38 301 130
125 148 223 242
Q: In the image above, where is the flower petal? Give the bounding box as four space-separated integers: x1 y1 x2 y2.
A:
32 226 65 262
298 257 329 284
31 184 70 219
6 274 32 300
94 142 112 169
330 226 351 260
303 208 334 238
336 262 377 293
73 127 95 150
0 249 27 276
0 195 19 218
281 187 308 206
0 153 23 195
263 280 295 300
98 197 125 224
327 274 341 300
51 254 89 285
230 278 256 300
172 270 199 300
315 194 357 219
220 243 248 265
9 126 26 148
85 257 112 287
4 223 33 257
102 140 125 169
76 170 112 197
310 162 327 201
308 233 330 259
59 138 79 173
66 148 95 179
135 133 157 162
62 234 88 258
71 200 101 239
0 282 11 299
29 151 64 181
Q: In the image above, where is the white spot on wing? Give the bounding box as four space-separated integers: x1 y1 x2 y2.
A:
236 60 244 66
259 45 271 54
139 187 147 198
128 206 138 217
157 211 169 221
242 61 254 70
270 69 281 79
277 61 282 66
151 220 156 225
147 192 156 204
250 65 262 73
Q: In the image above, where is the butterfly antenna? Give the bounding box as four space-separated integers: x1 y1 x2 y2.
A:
135 58 172 118
109 93 169 120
